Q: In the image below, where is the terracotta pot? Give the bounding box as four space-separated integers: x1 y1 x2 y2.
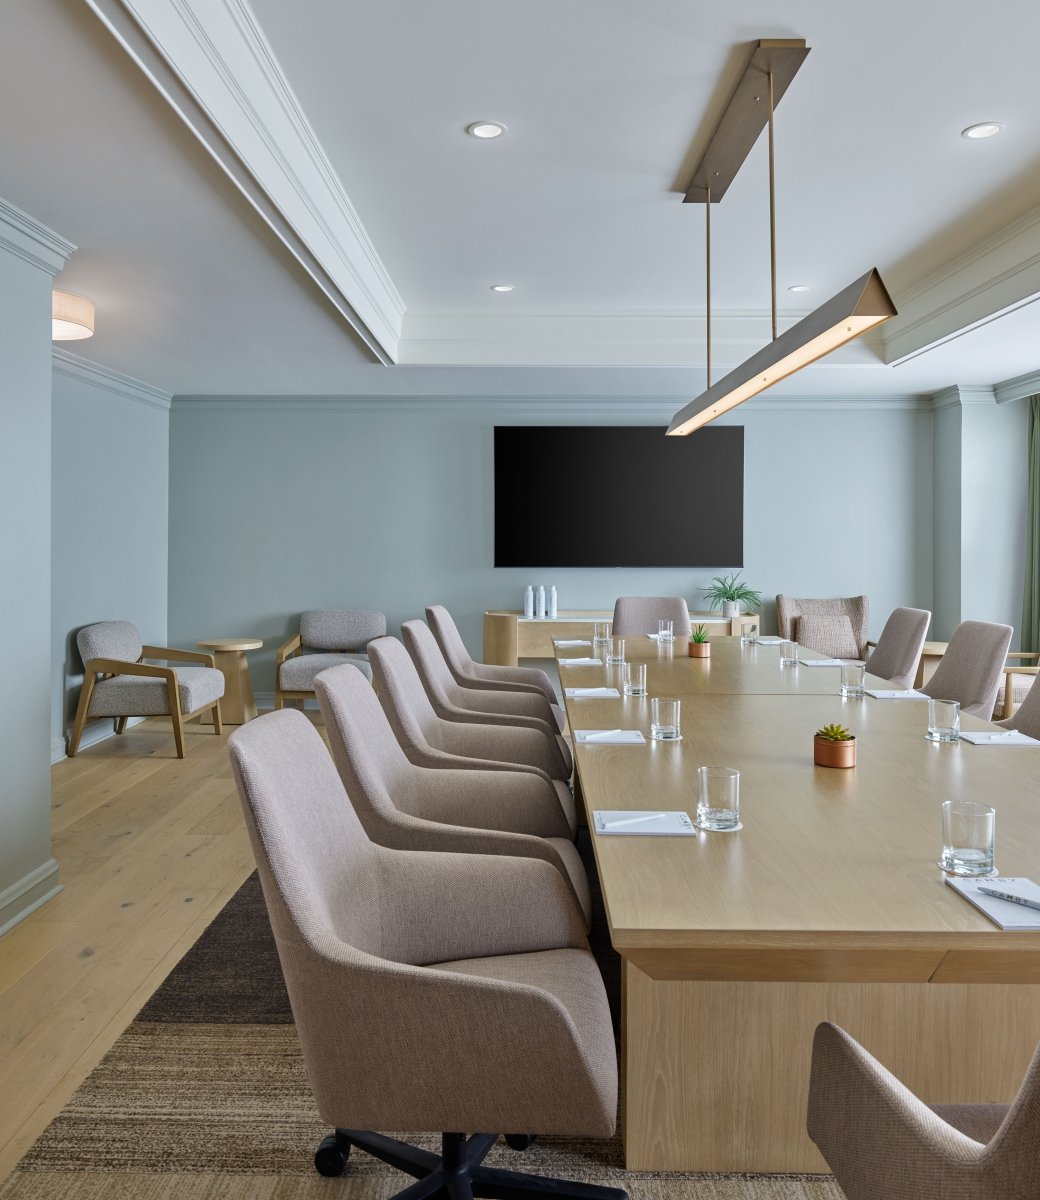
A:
688 642 711 658
814 735 856 768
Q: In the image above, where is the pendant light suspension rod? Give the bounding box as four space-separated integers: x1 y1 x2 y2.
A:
706 184 712 388
767 70 778 342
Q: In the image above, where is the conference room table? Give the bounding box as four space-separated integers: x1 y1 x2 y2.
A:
558 635 1040 1173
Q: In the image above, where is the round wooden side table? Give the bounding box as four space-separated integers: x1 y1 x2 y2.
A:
197 638 263 725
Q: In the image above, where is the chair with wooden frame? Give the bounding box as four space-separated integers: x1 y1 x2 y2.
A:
69 620 224 758
274 610 386 710
999 652 1040 719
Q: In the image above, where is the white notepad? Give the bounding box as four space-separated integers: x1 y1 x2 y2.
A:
946 877 1040 929
554 639 591 647
593 810 695 835
574 729 646 745
799 658 843 667
559 657 603 666
865 689 929 700
755 636 784 645
565 687 620 698
960 729 1040 746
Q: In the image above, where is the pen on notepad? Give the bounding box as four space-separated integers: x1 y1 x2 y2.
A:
977 885 1040 911
602 812 667 829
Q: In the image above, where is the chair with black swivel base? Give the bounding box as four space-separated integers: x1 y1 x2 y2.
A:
228 709 625 1200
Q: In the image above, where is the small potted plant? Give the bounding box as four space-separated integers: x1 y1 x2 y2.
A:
703 572 762 619
814 723 857 768
688 624 711 658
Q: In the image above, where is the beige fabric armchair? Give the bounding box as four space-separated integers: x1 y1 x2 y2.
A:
369 636 575 799
69 620 223 758
426 604 559 705
314 664 589 925
863 607 931 690
274 609 385 709
808 1021 1040 1199
776 594 869 660
611 596 691 637
919 620 1013 718
228 709 622 1200
403 618 569 739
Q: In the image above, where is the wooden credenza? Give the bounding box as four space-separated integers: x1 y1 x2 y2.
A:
482 609 757 666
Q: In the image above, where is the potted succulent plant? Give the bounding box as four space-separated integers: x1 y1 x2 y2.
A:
703 572 763 619
688 624 711 658
814 723 857 768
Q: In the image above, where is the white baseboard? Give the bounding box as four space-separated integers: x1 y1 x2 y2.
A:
51 716 148 763
0 858 62 936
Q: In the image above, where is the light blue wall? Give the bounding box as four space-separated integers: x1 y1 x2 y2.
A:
0 200 65 933
50 356 170 758
932 398 962 637
168 396 934 694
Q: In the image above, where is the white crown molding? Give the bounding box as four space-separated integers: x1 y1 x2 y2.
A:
884 204 1040 365
399 312 887 368
85 0 404 363
0 196 75 276
52 349 173 411
930 385 997 410
995 369 1040 406
172 393 930 416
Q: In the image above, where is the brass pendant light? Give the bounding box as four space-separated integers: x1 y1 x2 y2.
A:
667 40 897 437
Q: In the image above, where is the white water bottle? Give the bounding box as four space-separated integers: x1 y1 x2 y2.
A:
548 585 558 619
523 585 534 618
535 584 546 619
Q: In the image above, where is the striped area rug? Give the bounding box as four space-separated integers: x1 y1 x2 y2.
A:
0 861 841 1200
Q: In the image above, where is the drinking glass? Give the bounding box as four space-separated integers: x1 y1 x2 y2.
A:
622 662 647 696
657 619 674 642
696 766 741 830
927 698 960 742
779 639 798 667
740 621 759 646
939 800 995 875
650 697 681 740
606 636 626 665
841 662 865 697
592 621 611 646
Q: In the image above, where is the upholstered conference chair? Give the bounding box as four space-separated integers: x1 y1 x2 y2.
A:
808 1021 1040 1199
919 620 1014 718
997 672 1040 737
369 636 575 790
776 594 869 661
228 710 623 1200
426 604 560 705
69 620 224 758
274 609 385 709
314 664 589 925
403 618 568 738
611 596 691 637
863 607 931 690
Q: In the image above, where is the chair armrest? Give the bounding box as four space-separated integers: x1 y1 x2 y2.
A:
373 846 587 965
437 720 565 779
85 657 176 684
866 639 878 651
276 633 302 665
141 645 215 667
1006 652 1040 661
400 768 572 840
1004 666 1039 677
808 1023 987 1188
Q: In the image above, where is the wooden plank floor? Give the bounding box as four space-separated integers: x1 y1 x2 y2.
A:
0 717 257 1182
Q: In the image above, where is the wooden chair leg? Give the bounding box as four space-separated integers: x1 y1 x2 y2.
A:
166 675 186 758
274 687 283 710
67 674 96 757
212 699 223 735
115 716 129 735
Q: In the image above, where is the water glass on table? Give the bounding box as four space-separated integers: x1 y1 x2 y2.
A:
740 622 758 646
592 621 611 647
779 640 798 667
939 800 995 875
696 766 741 830
657 619 674 642
607 636 626 665
622 662 647 696
841 662 865 697
650 697 681 740
927 698 960 742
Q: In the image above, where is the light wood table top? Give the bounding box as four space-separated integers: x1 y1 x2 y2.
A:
197 638 263 652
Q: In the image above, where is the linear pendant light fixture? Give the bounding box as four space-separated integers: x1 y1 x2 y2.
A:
667 40 897 437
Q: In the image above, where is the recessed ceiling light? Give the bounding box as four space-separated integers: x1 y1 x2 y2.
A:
787 284 812 293
961 122 1005 140
466 121 506 139
490 284 515 293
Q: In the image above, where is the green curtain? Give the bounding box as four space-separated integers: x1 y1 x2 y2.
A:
1021 395 1040 653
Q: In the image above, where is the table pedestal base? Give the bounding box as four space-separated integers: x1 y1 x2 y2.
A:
202 649 258 725
622 963 1040 1172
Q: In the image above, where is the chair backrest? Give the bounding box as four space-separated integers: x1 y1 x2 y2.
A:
77 620 143 667
864 607 931 690
426 604 476 675
368 634 445 750
920 620 1014 717
300 609 386 652
611 596 691 637
401 619 461 704
776 595 869 658
999 674 1040 737
314 663 420 831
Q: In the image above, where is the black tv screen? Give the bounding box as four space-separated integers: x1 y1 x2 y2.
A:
494 425 743 568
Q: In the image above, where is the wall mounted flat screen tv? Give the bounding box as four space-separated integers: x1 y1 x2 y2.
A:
494 425 743 568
